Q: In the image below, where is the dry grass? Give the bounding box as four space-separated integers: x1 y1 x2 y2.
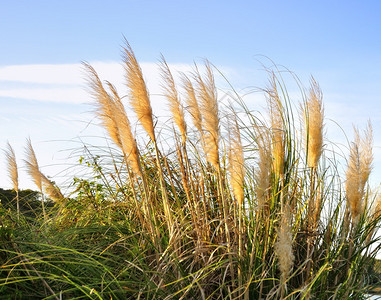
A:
160 56 187 144
346 124 373 225
123 41 155 142
305 78 324 169
1 43 380 300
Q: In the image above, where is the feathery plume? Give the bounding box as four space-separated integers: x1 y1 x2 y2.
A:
182 74 203 133
275 206 294 285
106 82 140 175
255 127 272 209
40 173 64 202
4 141 20 219
84 63 122 148
123 41 155 142
5 141 18 192
85 63 140 175
229 118 245 205
305 78 324 168
346 130 362 222
359 121 373 191
25 138 42 192
267 76 285 177
159 56 187 143
195 62 220 168
346 124 373 224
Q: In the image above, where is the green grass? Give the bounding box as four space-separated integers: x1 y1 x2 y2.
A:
1 43 380 299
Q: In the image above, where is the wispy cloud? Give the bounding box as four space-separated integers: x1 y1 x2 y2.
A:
0 62 202 105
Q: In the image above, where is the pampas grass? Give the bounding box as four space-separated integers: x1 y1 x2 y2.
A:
1 42 381 300
255 126 272 210
267 75 285 178
346 124 373 225
182 74 203 134
24 137 46 219
305 78 324 169
123 41 155 142
160 56 187 144
195 62 220 169
275 205 294 298
4 141 19 219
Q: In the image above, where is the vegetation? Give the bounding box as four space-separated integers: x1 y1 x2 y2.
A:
1 42 381 299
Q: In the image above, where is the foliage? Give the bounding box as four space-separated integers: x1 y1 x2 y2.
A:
1 44 381 299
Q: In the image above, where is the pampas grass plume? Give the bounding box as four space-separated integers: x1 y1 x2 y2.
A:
306 78 324 169
256 127 272 209
5 141 18 192
159 56 187 143
275 206 294 282
84 63 122 149
182 74 203 134
195 62 220 168
40 173 64 202
346 124 373 223
106 82 140 175
25 138 42 192
123 41 156 142
268 77 285 177
229 118 245 205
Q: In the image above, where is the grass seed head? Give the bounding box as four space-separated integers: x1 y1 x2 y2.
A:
24 138 42 192
123 41 155 142
4 141 18 191
84 63 123 149
195 62 220 168
275 206 294 280
267 76 285 177
305 78 324 169
41 173 64 202
255 127 272 209
182 74 203 133
345 125 373 224
106 82 140 175
229 118 245 205
159 56 187 143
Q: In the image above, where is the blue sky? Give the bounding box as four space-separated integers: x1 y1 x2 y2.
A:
0 0 380 191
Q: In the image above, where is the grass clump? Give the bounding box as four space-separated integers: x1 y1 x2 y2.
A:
1 42 381 299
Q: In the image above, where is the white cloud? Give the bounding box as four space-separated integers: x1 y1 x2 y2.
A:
0 64 84 85
0 87 89 104
0 62 203 105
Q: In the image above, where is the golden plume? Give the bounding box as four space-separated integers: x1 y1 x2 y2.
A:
305 78 324 168
229 117 245 206
182 74 203 133
25 138 64 202
359 121 373 191
25 137 42 192
123 41 155 142
5 141 18 192
195 62 220 168
84 63 122 149
84 63 140 175
275 205 294 291
106 82 140 175
267 75 284 177
346 124 373 224
40 173 64 202
159 56 187 143
255 127 272 209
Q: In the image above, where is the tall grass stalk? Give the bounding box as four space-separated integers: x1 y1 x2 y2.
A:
24 137 46 220
4 141 19 220
1 43 381 299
